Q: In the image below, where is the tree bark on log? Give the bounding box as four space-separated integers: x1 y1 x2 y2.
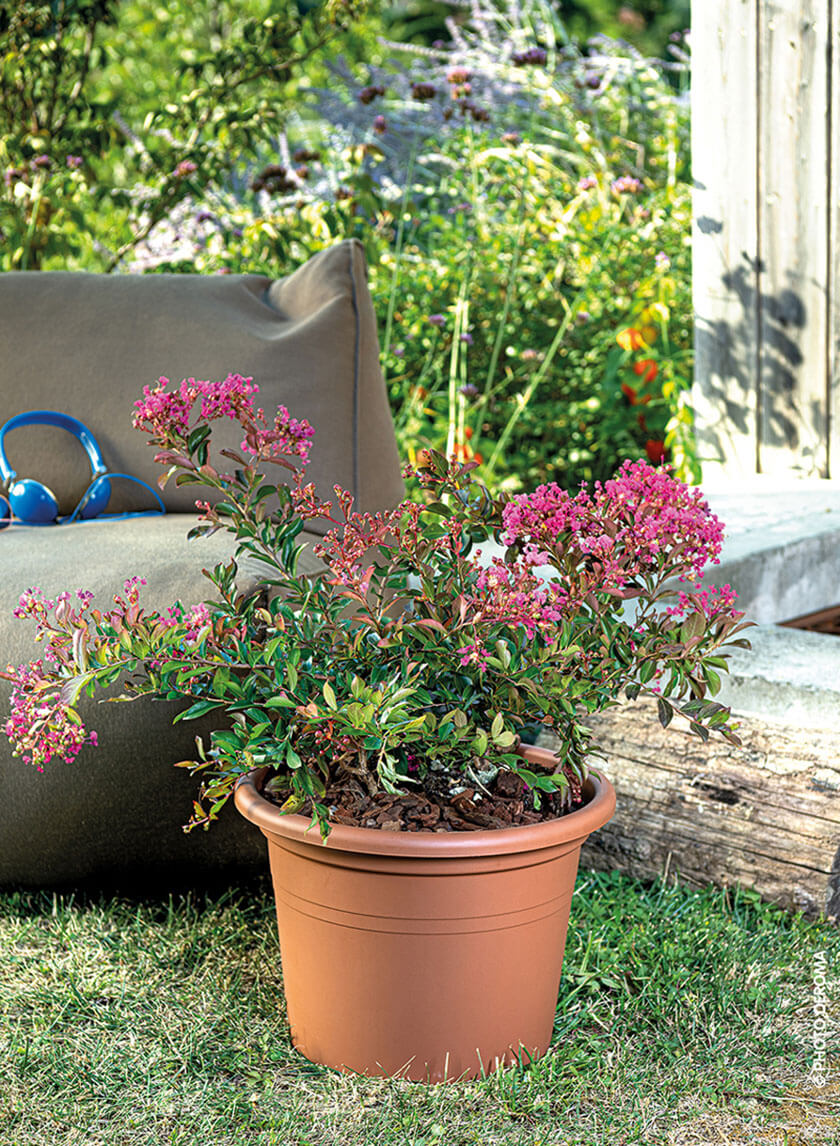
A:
540 698 840 921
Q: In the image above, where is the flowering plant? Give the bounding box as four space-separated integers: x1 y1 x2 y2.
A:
2 373 750 837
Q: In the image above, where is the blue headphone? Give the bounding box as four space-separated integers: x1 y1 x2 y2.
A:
0 410 165 529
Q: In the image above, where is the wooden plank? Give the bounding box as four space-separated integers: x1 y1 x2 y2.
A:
830 0 840 479
691 0 760 480
539 698 840 921
757 0 831 477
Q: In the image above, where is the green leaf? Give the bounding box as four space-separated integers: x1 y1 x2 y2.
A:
264 636 283 662
680 612 705 642
491 712 504 739
264 694 295 708
494 640 511 669
323 682 337 710
657 698 674 728
174 700 223 722
187 424 212 453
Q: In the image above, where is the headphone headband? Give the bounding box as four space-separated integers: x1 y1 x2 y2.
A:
0 410 107 485
0 410 165 527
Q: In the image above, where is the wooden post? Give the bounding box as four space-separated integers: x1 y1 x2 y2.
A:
692 0 839 481
831 0 840 478
692 0 760 478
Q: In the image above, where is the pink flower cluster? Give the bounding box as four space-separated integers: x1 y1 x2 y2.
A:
162 601 213 642
468 558 568 640
595 460 724 579
503 460 724 587
197 373 259 422
315 499 422 587
240 404 314 464
501 483 589 555
4 659 97 770
132 374 314 467
665 583 739 621
133 377 206 441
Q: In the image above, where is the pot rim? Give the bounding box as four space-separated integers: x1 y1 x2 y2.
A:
233 743 616 859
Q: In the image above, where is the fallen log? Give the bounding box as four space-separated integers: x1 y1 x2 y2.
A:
539 698 840 921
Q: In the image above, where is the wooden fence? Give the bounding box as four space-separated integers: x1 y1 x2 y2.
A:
692 0 839 480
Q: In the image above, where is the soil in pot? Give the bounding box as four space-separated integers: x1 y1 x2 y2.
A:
264 766 584 832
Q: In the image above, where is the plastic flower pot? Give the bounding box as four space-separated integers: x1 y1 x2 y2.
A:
234 744 616 1083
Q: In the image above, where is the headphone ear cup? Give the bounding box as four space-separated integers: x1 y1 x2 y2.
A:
77 476 112 520
8 479 59 524
0 495 9 530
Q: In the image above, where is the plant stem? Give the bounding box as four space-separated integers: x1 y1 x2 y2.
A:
480 182 528 412
381 147 416 382
484 283 588 479
19 174 45 271
446 265 472 460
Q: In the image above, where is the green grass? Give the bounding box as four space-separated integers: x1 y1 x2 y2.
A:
1 871 837 1146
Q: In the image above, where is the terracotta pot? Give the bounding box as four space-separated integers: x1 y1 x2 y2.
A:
234 744 616 1082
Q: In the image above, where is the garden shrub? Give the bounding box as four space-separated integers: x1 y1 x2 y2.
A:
136 1 694 490
1 0 696 491
0 0 366 272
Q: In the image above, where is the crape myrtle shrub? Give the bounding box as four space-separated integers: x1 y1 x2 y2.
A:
134 0 695 493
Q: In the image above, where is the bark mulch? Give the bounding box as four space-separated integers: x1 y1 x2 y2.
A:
266 769 582 832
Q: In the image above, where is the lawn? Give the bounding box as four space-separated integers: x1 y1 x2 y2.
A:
1 869 836 1146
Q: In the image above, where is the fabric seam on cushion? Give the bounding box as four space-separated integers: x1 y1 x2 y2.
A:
348 240 361 503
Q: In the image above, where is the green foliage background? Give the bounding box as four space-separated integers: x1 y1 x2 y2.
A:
384 1 690 58
0 0 696 491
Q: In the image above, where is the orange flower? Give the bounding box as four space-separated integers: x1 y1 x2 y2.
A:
620 382 637 404
453 437 483 465
645 440 665 465
616 327 645 351
621 382 651 407
633 358 658 384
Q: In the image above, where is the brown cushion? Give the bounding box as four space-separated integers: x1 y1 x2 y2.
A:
0 240 404 525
